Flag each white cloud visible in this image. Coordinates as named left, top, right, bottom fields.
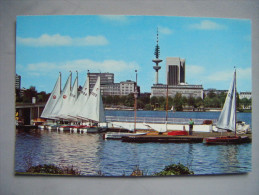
left=25, top=59, right=140, bottom=74
left=207, top=70, right=233, bottom=81
left=237, top=67, right=251, bottom=79
left=186, top=65, right=205, bottom=75
left=17, top=34, right=109, bottom=47
left=158, top=26, right=173, bottom=35
left=206, top=67, right=251, bottom=82
left=27, top=62, right=58, bottom=71
left=99, top=15, right=129, bottom=23
left=189, top=20, right=227, bottom=30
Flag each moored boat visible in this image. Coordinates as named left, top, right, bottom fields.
left=204, top=69, right=251, bottom=145
left=104, top=132, right=146, bottom=140
left=168, top=131, right=188, bottom=136
left=59, top=125, right=75, bottom=131
left=204, top=136, right=251, bottom=145
left=46, top=124, right=60, bottom=131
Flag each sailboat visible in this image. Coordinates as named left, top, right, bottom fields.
left=58, top=72, right=78, bottom=120
left=41, top=73, right=61, bottom=119
left=76, top=76, right=106, bottom=133
left=68, top=74, right=90, bottom=120
left=205, top=69, right=251, bottom=144
left=39, top=73, right=61, bottom=130
left=49, top=72, right=72, bottom=120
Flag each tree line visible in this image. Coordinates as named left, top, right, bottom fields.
left=16, top=87, right=251, bottom=111
left=16, top=86, right=50, bottom=103
left=103, top=91, right=252, bottom=111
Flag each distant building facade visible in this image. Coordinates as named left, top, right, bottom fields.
left=88, top=73, right=139, bottom=96
left=239, top=92, right=252, bottom=99
left=151, top=56, right=203, bottom=99
left=151, top=84, right=203, bottom=99
left=15, top=74, right=21, bottom=90
left=88, top=73, right=114, bottom=91
left=203, top=88, right=228, bottom=97
left=101, top=83, right=121, bottom=96
left=120, top=80, right=136, bottom=95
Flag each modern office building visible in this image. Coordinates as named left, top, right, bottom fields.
left=88, top=73, right=114, bottom=92
left=120, top=80, right=136, bottom=95
left=88, top=72, right=139, bottom=96
left=15, top=74, right=21, bottom=90
left=166, top=57, right=185, bottom=85
left=151, top=56, right=203, bottom=98
left=101, top=83, right=121, bottom=96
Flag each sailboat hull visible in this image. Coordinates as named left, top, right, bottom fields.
left=205, top=136, right=251, bottom=145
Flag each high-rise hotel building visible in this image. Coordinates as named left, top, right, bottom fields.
left=166, top=57, right=185, bottom=85
left=151, top=56, right=203, bottom=99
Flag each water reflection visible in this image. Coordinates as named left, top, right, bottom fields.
left=15, top=130, right=251, bottom=176
left=15, top=130, right=102, bottom=175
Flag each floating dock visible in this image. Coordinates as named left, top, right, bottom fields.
left=122, top=135, right=204, bottom=143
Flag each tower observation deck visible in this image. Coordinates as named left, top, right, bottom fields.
left=152, top=29, right=162, bottom=84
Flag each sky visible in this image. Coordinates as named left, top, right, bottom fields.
left=16, top=15, right=251, bottom=93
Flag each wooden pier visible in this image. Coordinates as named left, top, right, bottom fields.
left=122, top=135, right=204, bottom=143
left=121, top=132, right=252, bottom=143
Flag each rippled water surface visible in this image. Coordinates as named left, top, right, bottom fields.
left=15, top=111, right=252, bottom=176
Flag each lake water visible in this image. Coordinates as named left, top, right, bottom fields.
left=15, top=111, right=252, bottom=176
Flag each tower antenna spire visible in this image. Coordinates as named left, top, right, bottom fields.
left=154, top=27, right=160, bottom=59
left=152, top=27, right=162, bottom=84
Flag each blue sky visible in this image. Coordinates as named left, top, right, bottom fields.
left=16, top=15, right=251, bottom=93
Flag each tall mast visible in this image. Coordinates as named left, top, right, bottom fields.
left=166, top=71, right=169, bottom=132
left=134, top=70, right=138, bottom=133
left=234, top=68, right=237, bottom=137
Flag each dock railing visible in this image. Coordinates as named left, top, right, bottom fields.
left=105, top=116, right=217, bottom=125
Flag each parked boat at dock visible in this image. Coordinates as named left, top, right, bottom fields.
left=104, top=132, right=146, bottom=140
left=205, top=70, right=251, bottom=145
left=122, top=135, right=203, bottom=143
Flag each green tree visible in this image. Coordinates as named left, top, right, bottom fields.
left=182, top=96, right=187, bottom=107
left=22, top=86, right=37, bottom=103
left=144, top=104, right=153, bottom=110
left=113, top=95, right=120, bottom=105
left=139, top=96, right=150, bottom=105
left=195, top=97, right=204, bottom=108
left=15, top=88, right=22, bottom=102
left=119, top=96, right=126, bottom=105
left=173, top=93, right=183, bottom=111
left=158, top=96, right=166, bottom=109
left=37, top=91, right=49, bottom=102
left=125, top=94, right=134, bottom=107
left=150, top=96, right=158, bottom=107
left=187, top=96, right=196, bottom=108
left=207, top=91, right=217, bottom=98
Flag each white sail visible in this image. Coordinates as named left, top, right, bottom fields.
left=216, top=70, right=236, bottom=131
left=59, top=74, right=78, bottom=119
left=77, top=76, right=106, bottom=123
left=68, top=75, right=90, bottom=119
left=41, top=73, right=61, bottom=119
left=50, top=73, right=72, bottom=119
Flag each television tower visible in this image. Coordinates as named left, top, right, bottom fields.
left=152, top=28, right=163, bottom=84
